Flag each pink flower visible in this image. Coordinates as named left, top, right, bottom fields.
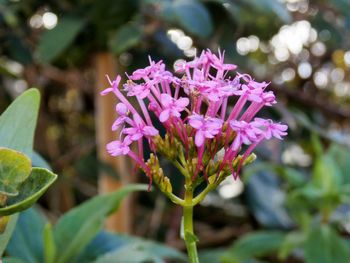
left=229, top=120, right=262, bottom=150
left=174, top=60, right=187, bottom=73
left=188, top=114, right=223, bottom=147
left=100, top=75, right=121, bottom=95
left=111, top=103, right=130, bottom=131
left=107, top=137, right=132, bottom=156
left=159, top=94, right=189, bottom=122
left=205, top=49, right=237, bottom=71
left=116, top=102, right=128, bottom=115
left=123, top=82, right=151, bottom=99
left=198, top=80, right=236, bottom=102
left=253, top=118, right=288, bottom=140
left=261, top=91, right=276, bottom=106
left=123, top=114, right=159, bottom=141
left=241, top=84, right=265, bottom=103
left=129, top=58, right=164, bottom=80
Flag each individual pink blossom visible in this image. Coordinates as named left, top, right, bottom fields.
left=205, top=49, right=237, bottom=72
left=174, top=60, right=187, bottom=73
left=188, top=114, right=223, bottom=147
left=100, top=75, right=121, bottom=96
left=229, top=120, right=262, bottom=151
left=123, top=82, right=151, bottom=99
left=159, top=94, right=189, bottom=122
left=111, top=103, right=130, bottom=131
left=253, top=118, right=288, bottom=140
left=129, top=58, right=165, bottom=80
left=107, top=136, right=132, bottom=156
left=116, top=102, right=128, bottom=115
left=123, top=114, right=159, bottom=141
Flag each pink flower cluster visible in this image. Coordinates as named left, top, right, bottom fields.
left=101, top=50, right=287, bottom=181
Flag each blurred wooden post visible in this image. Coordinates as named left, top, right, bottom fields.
left=95, top=52, right=132, bottom=233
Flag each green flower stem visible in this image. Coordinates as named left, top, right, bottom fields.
left=192, top=182, right=217, bottom=206
left=163, top=191, right=185, bottom=206
left=172, top=160, right=188, bottom=177
left=183, top=179, right=199, bottom=263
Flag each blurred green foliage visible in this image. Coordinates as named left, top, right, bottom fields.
left=220, top=138, right=350, bottom=262
left=4, top=185, right=186, bottom=263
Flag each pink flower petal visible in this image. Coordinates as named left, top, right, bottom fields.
left=159, top=109, right=170, bottom=122
left=131, top=133, right=143, bottom=141
left=175, top=97, right=189, bottom=108
left=195, top=130, right=205, bottom=147
left=100, top=87, right=113, bottom=96
left=188, top=114, right=204, bottom=129
left=143, top=126, right=159, bottom=136
left=160, top=94, right=173, bottom=107
left=133, top=114, right=144, bottom=126
left=231, top=137, right=241, bottom=151
left=116, top=103, right=128, bottom=115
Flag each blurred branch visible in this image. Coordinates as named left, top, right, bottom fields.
left=24, top=64, right=90, bottom=90
left=270, top=84, right=350, bottom=119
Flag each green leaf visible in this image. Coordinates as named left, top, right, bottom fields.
left=94, top=248, right=162, bottom=263
left=6, top=208, right=48, bottom=263
left=109, top=23, right=142, bottom=55
left=278, top=231, right=305, bottom=260
left=7, top=34, right=32, bottom=65
left=172, top=0, right=213, bottom=38
left=93, top=239, right=186, bottom=263
left=305, top=225, right=349, bottom=263
left=222, top=231, right=285, bottom=263
left=185, top=231, right=199, bottom=243
left=246, top=0, right=291, bottom=23
left=329, top=0, right=350, bottom=16
left=43, top=223, right=56, bottom=263
left=37, top=17, right=85, bottom=63
left=76, top=231, right=186, bottom=263
left=2, top=257, right=27, bottom=263
left=74, top=231, right=129, bottom=262
left=328, top=144, right=350, bottom=184
left=0, top=215, right=18, bottom=257
left=0, top=88, right=40, bottom=157
left=245, top=168, right=293, bottom=228
left=0, top=168, right=57, bottom=216
left=199, top=249, right=226, bottom=263
left=312, top=154, right=343, bottom=193
left=53, top=184, right=148, bottom=263
left=0, top=148, right=31, bottom=196
left=0, top=88, right=40, bottom=256
left=0, top=185, right=17, bottom=197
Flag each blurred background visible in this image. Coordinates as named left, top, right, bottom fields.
left=1, top=0, right=350, bottom=262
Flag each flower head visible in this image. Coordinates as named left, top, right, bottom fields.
left=102, top=50, right=288, bottom=191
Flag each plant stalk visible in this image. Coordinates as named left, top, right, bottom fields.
left=183, top=181, right=199, bottom=263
